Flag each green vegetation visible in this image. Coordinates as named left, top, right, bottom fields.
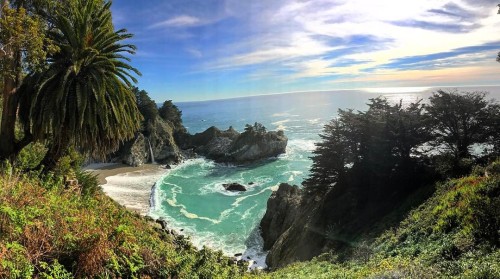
left=0, top=0, right=498, bottom=277
left=0, top=0, right=58, bottom=160
left=259, top=91, right=499, bottom=276
left=257, top=162, right=500, bottom=278
left=133, top=87, right=159, bottom=136
left=0, top=0, right=142, bottom=168
left=301, top=91, right=499, bottom=240
left=0, top=166, right=245, bottom=278
left=159, top=100, right=185, bottom=134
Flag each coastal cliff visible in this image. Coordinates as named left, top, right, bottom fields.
left=188, top=123, right=288, bottom=164
left=114, top=117, right=183, bottom=166
left=260, top=183, right=330, bottom=268
left=115, top=121, right=287, bottom=167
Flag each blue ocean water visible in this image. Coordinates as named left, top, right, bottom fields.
left=149, top=87, right=500, bottom=265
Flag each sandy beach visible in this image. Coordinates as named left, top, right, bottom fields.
left=85, top=163, right=169, bottom=215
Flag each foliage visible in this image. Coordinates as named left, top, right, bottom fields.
left=14, top=142, right=47, bottom=170
left=0, top=169, right=245, bottom=278
left=133, top=87, right=159, bottom=136
left=159, top=99, right=186, bottom=133
left=0, top=3, right=56, bottom=76
left=305, top=91, right=500, bottom=194
left=426, top=90, right=499, bottom=165
left=0, top=0, right=58, bottom=161
left=304, top=97, right=429, bottom=194
left=17, top=0, right=142, bottom=168
left=244, top=122, right=267, bottom=134
left=257, top=162, right=500, bottom=278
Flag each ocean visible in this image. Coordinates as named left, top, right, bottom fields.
left=149, top=86, right=500, bottom=268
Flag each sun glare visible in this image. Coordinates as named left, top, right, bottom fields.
left=362, top=87, right=431, bottom=94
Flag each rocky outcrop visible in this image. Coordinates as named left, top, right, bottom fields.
left=260, top=183, right=332, bottom=269
left=114, top=117, right=184, bottom=166
left=115, top=122, right=286, bottom=167
left=260, top=183, right=302, bottom=250
left=118, top=133, right=147, bottom=167
left=148, top=118, right=183, bottom=164
left=189, top=124, right=287, bottom=164
left=223, top=183, right=247, bottom=192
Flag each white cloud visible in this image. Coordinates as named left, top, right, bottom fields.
left=186, top=48, right=203, bottom=58
left=206, top=0, right=500, bottom=85
left=150, top=15, right=202, bottom=28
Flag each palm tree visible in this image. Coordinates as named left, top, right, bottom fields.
left=19, top=0, right=142, bottom=169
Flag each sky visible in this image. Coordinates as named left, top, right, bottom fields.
left=111, top=0, right=500, bottom=102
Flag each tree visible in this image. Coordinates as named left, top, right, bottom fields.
left=158, top=100, right=184, bottom=130
left=426, top=90, right=498, bottom=161
left=19, top=0, right=141, bottom=169
left=304, top=97, right=429, bottom=194
left=133, top=87, right=158, bottom=136
left=0, top=0, right=57, bottom=161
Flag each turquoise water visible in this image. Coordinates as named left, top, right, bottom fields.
left=149, top=87, right=500, bottom=264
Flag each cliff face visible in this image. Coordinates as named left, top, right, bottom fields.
left=189, top=125, right=288, bottom=164
left=114, top=117, right=183, bottom=166
left=260, top=178, right=434, bottom=269
left=260, top=183, right=330, bottom=269
left=115, top=122, right=287, bottom=167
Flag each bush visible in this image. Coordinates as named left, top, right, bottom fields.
left=14, top=142, right=47, bottom=170
left=0, top=171, right=245, bottom=278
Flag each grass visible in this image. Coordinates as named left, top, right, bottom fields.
left=254, top=162, right=500, bottom=279
left=1, top=158, right=498, bottom=278
left=0, top=168, right=245, bottom=278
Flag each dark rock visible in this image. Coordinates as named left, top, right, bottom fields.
left=246, top=256, right=251, bottom=260
left=165, top=164, right=172, bottom=169
left=259, top=183, right=330, bottom=269
left=155, top=218, right=168, bottom=230
left=180, top=229, right=184, bottom=232
left=223, top=183, right=247, bottom=192
left=149, top=118, right=183, bottom=164
left=234, top=253, right=243, bottom=257
left=227, top=126, right=287, bottom=163
left=116, top=133, right=147, bottom=167
left=188, top=123, right=288, bottom=164
left=260, top=183, right=302, bottom=251
left=112, top=116, right=185, bottom=166
left=249, top=182, right=255, bottom=185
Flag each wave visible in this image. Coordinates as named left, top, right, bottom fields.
left=149, top=182, right=157, bottom=211
left=242, top=227, right=268, bottom=270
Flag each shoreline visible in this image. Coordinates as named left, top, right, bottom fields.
left=85, top=163, right=169, bottom=215
left=85, top=161, right=268, bottom=269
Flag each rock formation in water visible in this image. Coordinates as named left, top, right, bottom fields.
left=188, top=123, right=288, bottom=164
left=222, top=183, right=247, bottom=192
left=115, top=120, right=287, bottom=167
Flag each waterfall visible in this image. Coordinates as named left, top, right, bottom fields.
left=147, top=137, right=155, bottom=163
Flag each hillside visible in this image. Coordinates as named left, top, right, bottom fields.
left=0, top=168, right=245, bottom=278
left=1, top=160, right=497, bottom=278
left=256, top=161, right=500, bottom=278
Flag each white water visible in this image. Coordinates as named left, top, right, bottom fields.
left=147, top=137, right=155, bottom=163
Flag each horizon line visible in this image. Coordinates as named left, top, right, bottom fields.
left=162, top=84, right=500, bottom=104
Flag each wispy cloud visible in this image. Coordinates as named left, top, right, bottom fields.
left=113, top=0, right=500, bottom=100
left=150, top=15, right=202, bottom=28
left=201, top=0, right=500, bottom=85
left=186, top=48, right=203, bottom=58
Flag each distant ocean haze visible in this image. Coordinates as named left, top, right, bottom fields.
left=150, top=86, right=500, bottom=268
